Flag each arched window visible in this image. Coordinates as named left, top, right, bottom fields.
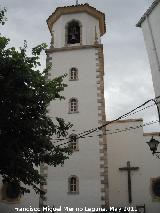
left=68, top=175, right=79, bottom=194
left=69, top=134, right=79, bottom=151
left=69, top=67, right=78, bottom=80
left=69, top=98, right=78, bottom=113
left=67, top=21, right=81, bottom=44
left=152, top=177, right=160, bottom=198
left=1, top=182, right=21, bottom=202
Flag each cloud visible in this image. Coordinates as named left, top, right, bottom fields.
left=1, top=0, right=159, bottom=132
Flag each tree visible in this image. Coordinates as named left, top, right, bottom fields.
left=0, top=8, right=72, bottom=195
left=0, top=7, right=7, bottom=25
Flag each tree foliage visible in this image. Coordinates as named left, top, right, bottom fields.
left=0, top=8, right=72, bottom=195
left=0, top=6, right=7, bottom=25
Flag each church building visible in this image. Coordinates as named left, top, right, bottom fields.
left=107, top=119, right=160, bottom=213
left=0, top=2, right=160, bottom=213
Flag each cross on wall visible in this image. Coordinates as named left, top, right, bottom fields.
left=119, top=161, right=139, bottom=203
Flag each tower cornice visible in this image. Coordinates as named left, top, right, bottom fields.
left=46, top=44, right=103, bottom=53
left=47, top=4, right=106, bottom=36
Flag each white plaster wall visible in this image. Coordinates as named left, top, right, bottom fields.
left=48, top=48, right=100, bottom=129
left=52, top=12, right=100, bottom=48
left=141, top=3, right=160, bottom=105
left=46, top=47, right=102, bottom=210
left=107, top=120, right=160, bottom=213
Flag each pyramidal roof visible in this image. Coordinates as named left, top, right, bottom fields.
left=47, top=3, right=106, bottom=36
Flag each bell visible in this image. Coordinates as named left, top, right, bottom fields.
left=71, top=34, right=76, bottom=41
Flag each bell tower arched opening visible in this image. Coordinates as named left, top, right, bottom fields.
left=66, top=20, right=82, bottom=45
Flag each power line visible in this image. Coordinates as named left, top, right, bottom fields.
left=127, top=101, right=160, bottom=115
left=103, top=120, right=159, bottom=136
left=79, top=96, right=160, bottom=140
left=53, top=98, right=160, bottom=147
left=57, top=119, right=159, bottom=147
left=55, top=100, right=159, bottom=141
left=53, top=98, right=160, bottom=143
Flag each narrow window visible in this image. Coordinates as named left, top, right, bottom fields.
left=67, top=21, right=80, bottom=44
left=69, top=98, right=78, bottom=113
left=68, top=175, right=79, bottom=194
left=152, top=178, right=160, bottom=198
left=70, top=177, right=77, bottom=192
left=70, top=67, right=78, bottom=80
left=69, top=134, right=79, bottom=151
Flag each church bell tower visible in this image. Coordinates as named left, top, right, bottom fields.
left=43, top=3, right=108, bottom=210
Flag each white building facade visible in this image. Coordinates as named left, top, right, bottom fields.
left=43, top=3, right=108, bottom=211
left=137, top=0, right=160, bottom=119
left=107, top=119, right=160, bottom=213
left=1, top=3, right=160, bottom=213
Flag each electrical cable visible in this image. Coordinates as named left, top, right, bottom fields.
left=56, top=119, right=159, bottom=147
left=53, top=97, right=160, bottom=143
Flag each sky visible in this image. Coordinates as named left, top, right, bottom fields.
left=0, top=0, right=160, bottom=133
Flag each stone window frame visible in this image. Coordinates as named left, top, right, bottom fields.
left=65, top=19, right=82, bottom=46
left=68, top=175, right=79, bottom=194
left=69, top=67, right=79, bottom=81
left=0, top=182, right=21, bottom=203
left=69, top=134, right=79, bottom=151
left=69, top=98, right=79, bottom=113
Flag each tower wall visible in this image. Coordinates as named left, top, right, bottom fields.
left=52, top=13, right=101, bottom=48
left=43, top=5, right=107, bottom=209
left=45, top=43, right=108, bottom=209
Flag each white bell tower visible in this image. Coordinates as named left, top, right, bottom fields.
left=43, top=3, right=108, bottom=210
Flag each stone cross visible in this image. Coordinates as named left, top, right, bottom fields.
left=119, top=161, right=139, bottom=203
